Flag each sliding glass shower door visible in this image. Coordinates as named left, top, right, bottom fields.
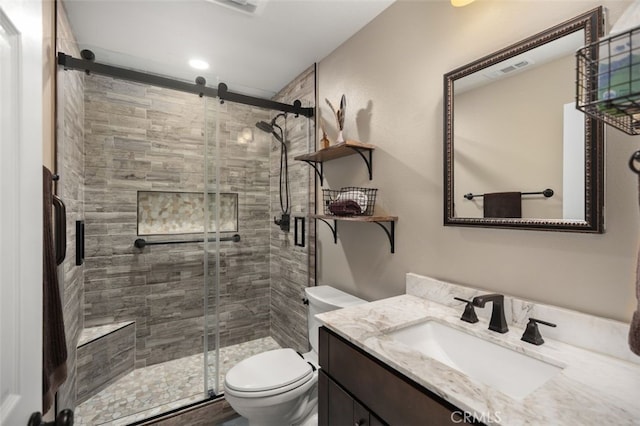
left=204, top=97, right=278, bottom=395
left=58, top=63, right=222, bottom=424
left=203, top=95, right=220, bottom=396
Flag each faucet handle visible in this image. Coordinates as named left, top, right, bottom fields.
left=521, top=317, right=557, bottom=345
left=453, top=297, right=479, bottom=324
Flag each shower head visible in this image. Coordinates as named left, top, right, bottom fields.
left=255, top=116, right=285, bottom=145
left=256, top=113, right=287, bottom=134
left=256, top=121, right=274, bottom=134
left=256, top=113, right=291, bottom=224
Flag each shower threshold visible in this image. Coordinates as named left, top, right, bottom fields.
left=74, top=336, right=281, bottom=425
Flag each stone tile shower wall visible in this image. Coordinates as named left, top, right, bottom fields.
left=56, top=3, right=85, bottom=411
left=83, top=74, right=271, bottom=367
left=270, top=65, right=316, bottom=353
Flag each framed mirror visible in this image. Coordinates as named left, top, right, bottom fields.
left=444, top=7, right=604, bottom=232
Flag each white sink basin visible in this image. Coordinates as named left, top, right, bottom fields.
left=387, top=320, right=563, bottom=399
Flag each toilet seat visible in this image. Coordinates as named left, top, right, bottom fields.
left=224, top=348, right=315, bottom=398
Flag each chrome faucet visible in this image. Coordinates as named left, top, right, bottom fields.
left=472, top=293, right=508, bottom=333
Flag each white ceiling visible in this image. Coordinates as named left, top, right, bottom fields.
left=62, top=0, right=396, bottom=98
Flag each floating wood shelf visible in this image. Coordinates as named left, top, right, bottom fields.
left=310, top=214, right=398, bottom=253
left=294, top=140, right=375, bottom=185
left=300, top=142, right=395, bottom=252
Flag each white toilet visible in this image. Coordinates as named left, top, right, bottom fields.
left=224, top=285, right=365, bottom=426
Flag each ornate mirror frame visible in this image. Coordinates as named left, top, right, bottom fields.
left=444, top=7, right=604, bottom=233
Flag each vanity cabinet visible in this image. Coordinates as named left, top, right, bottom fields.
left=318, top=326, right=480, bottom=426
left=319, top=372, right=384, bottom=426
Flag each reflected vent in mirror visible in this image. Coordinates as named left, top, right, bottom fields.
left=487, top=58, right=534, bottom=78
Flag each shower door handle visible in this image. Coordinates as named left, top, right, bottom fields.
left=52, top=194, right=67, bottom=266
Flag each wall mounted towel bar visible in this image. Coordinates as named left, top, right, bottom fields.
left=134, top=234, right=241, bottom=248
left=464, top=188, right=554, bottom=200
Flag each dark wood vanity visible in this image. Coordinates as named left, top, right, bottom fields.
left=318, top=326, right=480, bottom=426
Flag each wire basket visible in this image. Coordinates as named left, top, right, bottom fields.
left=323, top=187, right=377, bottom=216
left=576, top=26, right=640, bottom=135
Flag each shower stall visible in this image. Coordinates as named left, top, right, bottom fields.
left=55, top=11, right=316, bottom=424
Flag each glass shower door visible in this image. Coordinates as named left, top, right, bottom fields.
left=64, top=63, right=216, bottom=424
left=203, top=96, right=278, bottom=396
left=204, top=94, right=221, bottom=396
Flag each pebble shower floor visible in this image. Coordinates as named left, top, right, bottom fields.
left=74, top=337, right=281, bottom=425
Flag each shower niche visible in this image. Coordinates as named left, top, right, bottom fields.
left=137, top=190, right=239, bottom=235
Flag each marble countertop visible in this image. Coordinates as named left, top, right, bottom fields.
left=317, top=294, right=640, bottom=425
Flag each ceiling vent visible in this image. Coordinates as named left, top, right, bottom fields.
left=486, top=58, right=534, bottom=78
left=207, top=0, right=264, bottom=15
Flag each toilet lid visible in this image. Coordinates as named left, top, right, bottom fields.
left=225, top=348, right=314, bottom=393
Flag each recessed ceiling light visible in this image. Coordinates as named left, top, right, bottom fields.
left=189, top=59, right=210, bottom=70
left=451, top=0, right=475, bottom=6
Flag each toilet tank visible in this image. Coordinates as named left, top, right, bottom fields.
left=305, top=285, right=365, bottom=354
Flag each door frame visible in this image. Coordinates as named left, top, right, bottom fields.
left=0, top=0, right=44, bottom=423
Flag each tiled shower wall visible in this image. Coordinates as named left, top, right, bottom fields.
left=270, top=65, right=316, bottom=353
left=82, top=75, right=273, bottom=367
left=56, top=3, right=85, bottom=411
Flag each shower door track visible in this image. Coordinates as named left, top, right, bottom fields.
left=57, top=52, right=314, bottom=118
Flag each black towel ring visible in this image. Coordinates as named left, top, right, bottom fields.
left=629, top=150, right=640, bottom=175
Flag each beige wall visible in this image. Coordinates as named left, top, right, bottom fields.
left=454, top=55, right=573, bottom=219
left=317, top=0, right=638, bottom=322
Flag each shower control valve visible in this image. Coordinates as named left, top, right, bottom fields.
left=274, top=213, right=290, bottom=232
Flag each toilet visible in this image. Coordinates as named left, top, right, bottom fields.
left=224, top=285, right=365, bottom=426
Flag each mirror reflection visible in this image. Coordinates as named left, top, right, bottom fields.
left=444, top=8, right=604, bottom=232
